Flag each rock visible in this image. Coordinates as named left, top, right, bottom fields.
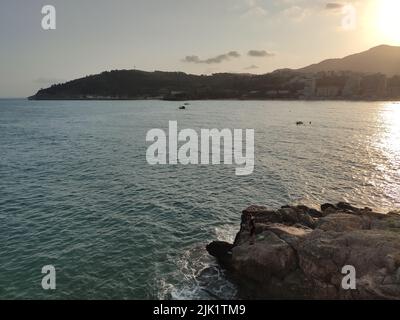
left=279, top=208, right=299, bottom=225
left=299, top=213, right=316, bottom=228
left=307, top=208, right=323, bottom=218
left=336, top=202, right=359, bottom=212
left=316, top=213, right=368, bottom=232
left=321, top=203, right=336, bottom=212
left=231, top=231, right=297, bottom=281
left=207, top=202, right=400, bottom=299
left=296, top=205, right=310, bottom=213
left=206, top=241, right=233, bottom=268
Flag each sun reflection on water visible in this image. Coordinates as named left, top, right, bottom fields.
left=378, top=102, right=400, bottom=156
left=380, top=102, right=400, bottom=150
left=374, top=102, right=400, bottom=209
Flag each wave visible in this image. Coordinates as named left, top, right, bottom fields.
left=156, top=224, right=238, bottom=300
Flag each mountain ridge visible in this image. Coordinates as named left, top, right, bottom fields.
left=297, top=44, right=400, bottom=75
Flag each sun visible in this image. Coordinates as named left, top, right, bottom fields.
left=376, top=0, right=400, bottom=44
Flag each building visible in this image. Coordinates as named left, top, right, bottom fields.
left=315, top=75, right=346, bottom=98
left=342, top=75, right=361, bottom=97
left=387, top=76, right=400, bottom=98
left=360, top=74, right=387, bottom=98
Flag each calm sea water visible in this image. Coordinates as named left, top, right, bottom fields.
left=1, top=99, right=400, bottom=299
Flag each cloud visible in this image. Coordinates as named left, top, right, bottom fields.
left=282, top=5, right=310, bottom=22
left=275, top=1, right=350, bottom=21
left=244, top=65, right=259, bottom=70
left=239, top=0, right=268, bottom=18
left=248, top=50, right=274, bottom=57
left=182, top=51, right=241, bottom=64
left=242, top=6, right=268, bottom=18
left=325, top=3, right=344, bottom=10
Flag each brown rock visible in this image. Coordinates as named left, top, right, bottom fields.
left=208, top=202, right=400, bottom=299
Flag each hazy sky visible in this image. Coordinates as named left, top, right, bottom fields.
left=0, top=0, right=397, bottom=97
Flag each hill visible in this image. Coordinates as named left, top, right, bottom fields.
left=298, top=45, right=400, bottom=76
left=29, top=69, right=302, bottom=100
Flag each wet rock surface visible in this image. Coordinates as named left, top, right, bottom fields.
left=207, top=203, right=400, bottom=299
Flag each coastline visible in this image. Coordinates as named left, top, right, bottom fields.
left=26, top=97, right=400, bottom=103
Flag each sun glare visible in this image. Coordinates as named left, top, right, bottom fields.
left=376, top=0, right=400, bottom=44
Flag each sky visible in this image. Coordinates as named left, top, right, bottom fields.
left=0, top=0, right=398, bottom=97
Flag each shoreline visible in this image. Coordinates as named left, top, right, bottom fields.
left=26, top=97, right=400, bottom=103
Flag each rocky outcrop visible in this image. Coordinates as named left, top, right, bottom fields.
left=207, top=203, right=400, bottom=299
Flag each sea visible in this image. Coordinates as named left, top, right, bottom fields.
left=1, top=99, right=400, bottom=299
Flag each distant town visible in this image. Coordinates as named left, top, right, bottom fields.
left=252, top=69, right=400, bottom=100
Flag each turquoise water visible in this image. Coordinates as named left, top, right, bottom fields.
left=1, top=99, right=400, bottom=299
